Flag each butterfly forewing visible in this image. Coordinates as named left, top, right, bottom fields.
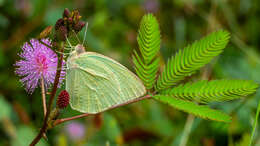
left=66, top=52, right=146, bottom=113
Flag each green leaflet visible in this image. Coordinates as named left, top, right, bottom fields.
left=156, top=30, right=230, bottom=91
left=66, top=45, right=146, bottom=114
left=153, top=95, right=232, bottom=122
left=133, top=14, right=160, bottom=90
left=161, top=79, right=258, bottom=103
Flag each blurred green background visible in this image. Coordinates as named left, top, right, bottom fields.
left=1, top=0, right=260, bottom=145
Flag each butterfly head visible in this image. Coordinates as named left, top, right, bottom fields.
left=75, top=44, right=86, bottom=55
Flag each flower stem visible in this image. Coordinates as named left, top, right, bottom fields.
left=52, top=94, right=152, bottom=127
left=40, top=76, right=47, bottom=117
left=30, top=42, right=64, bottom=146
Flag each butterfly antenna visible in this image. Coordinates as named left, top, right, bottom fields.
left=56, top=50, right=71, bottom=55
left=83, top=22, right=89, bottom=46
left=65, top=36, right=74, bottom=53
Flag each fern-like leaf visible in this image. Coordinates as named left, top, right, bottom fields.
left=133, top=14, right=160, bottom=89
left=156, top=30, right=230, bottom=91
left=153, top=95, right=232, bottom=122
left=161, top=79, right=258, bottom=103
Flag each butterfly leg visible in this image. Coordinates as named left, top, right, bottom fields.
left=72, top=30, right=81, bottom=44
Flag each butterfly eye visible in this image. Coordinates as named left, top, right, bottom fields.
left=75, top=44, right=85, bottom=55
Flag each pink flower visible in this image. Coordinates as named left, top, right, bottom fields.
left=14, top=38, right=65, bottom=93
left=65, top=122, right=86, bottom=141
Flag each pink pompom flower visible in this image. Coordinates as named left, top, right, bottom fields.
left=14, top=38, right=65, bottom=93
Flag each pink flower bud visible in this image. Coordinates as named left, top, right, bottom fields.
left=57, top=90, right=70, bottom=109
left=63, top=8, right=71, bottom=18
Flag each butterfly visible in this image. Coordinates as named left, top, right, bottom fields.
left=65, top=23, right=146, bottom=114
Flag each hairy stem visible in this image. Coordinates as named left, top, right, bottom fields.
left=41, top=76, right=47, bottom=117
left=52, top=94, right=152, bottom=127
left=30, top=42, right=64, bottom=146
left=179, top=114, right=195, bottom=146
left=53, top=113, right=90, bottom=126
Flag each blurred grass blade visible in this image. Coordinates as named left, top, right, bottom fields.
left=249, top=100, right=260, bottom=146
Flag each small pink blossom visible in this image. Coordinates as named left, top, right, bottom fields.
left=65, top=122, right=86, bottom=141
left=14, top=38, right=65, bottom=93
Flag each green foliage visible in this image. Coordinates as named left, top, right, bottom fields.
left=153, top=95, right=232, bottom=122
left=156, top=30, right=230, bottom=91
left=161, top=79, right=258, bottom=103
left=12, top=126, right=47, bottom=146
left=133, top=14, right=259, bottom=124
left=235, top=133, right=250, bottom=146
left=0, top=95, right=11, bottom=120
left=133, top=14, right=160, bottom=90
left=101, top=113, right=122, bottom=142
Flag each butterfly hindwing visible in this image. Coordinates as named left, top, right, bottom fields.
left=66, top=52, right=146, bottom=113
